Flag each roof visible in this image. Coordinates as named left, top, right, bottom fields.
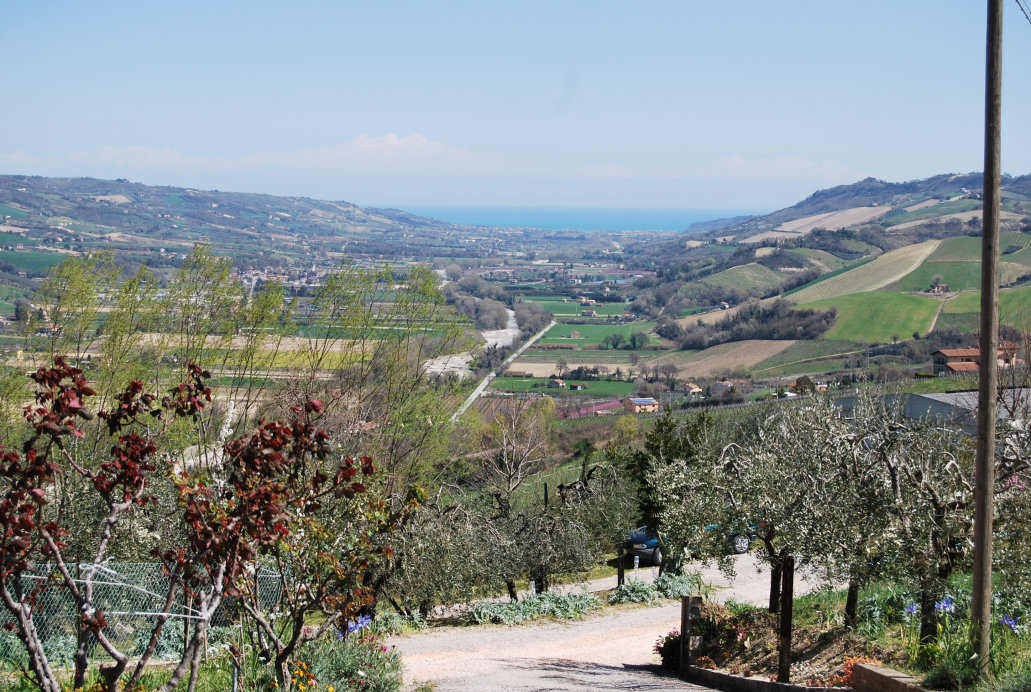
left=629, top=397, right=658, bottom=405
left=934, top=348, right=980, bottom=358
left=946, top=362, right=980, bottom=373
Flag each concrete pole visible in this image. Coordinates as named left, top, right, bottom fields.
left=972, top=0, right=1003, bottom=668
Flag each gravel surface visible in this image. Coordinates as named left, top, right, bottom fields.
left=395, top=554, right=827, bottom=691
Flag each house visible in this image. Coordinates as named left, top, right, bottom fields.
left=569, top=383, right=588, bottom=391
left=580, top=309, right=597, bottom=317
left=679, top=382, right=704, bottom=397
left=548, top=378, right=566, bottom=389
left=931, top=344, right=1023, bottom=376
left=623, top=396, right=659, bottom=414
left=568, top=330, right=581, bottom=339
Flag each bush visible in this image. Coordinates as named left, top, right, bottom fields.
left=471, top=591, right=600, bottom=625
left=654, top=572, right=706, bottom=600
left=608, top=579, right=659, bottom=605
left=303, top=632, right=403, bottom=692
left=654, top=628, right=680, bottom=670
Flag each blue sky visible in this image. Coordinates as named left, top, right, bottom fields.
left=3, top=1, right=1030, bottom=211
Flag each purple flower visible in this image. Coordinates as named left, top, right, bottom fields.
left=904, top=603, right=918, bottom=619
left=1000, top=614, right=1019, bottom=633
left=935, top=597, right=955, bottom=614
left=347, top=614, right=372, bottom=634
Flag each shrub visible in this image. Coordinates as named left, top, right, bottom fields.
left=303, top=632, right=403, bottom=692
left=654, top=628, right=679, bottom=670
left=608, top=579, right=659, bottom=605
left=471, top=591, right=600, bottom=625
left=654, top=572, right=706, bottom=600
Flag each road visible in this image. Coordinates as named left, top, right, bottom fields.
left=451, top=320, right=556, bottom=421
left=395, top=554, right=825, bottom=691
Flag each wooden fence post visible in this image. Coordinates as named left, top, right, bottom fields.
left=778, top=552, right=795, bottom=683
left=617, top=543, right=625, bottom=587
left=679, top=595, right=702, bottom=677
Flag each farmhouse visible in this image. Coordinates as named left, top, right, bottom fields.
left=548, top=378, right=566, bottom=389
left=931, top=344, right=1022, bottom=376
left=580, top=309, right=597, bottom=317
left=623, top=396, right=659, bottom=414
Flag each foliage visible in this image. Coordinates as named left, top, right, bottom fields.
left=302, top=631, right=404, bottom=692
left=677, top=299, right=836, bottom=350
left=470, top=591, right=600, bottom=625
left=654, top=628, right=680, bottom=670
left=607, top=579, right=659, bottom=605
left=654, top=571, right=707, bottom=600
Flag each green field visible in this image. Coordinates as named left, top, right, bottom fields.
left=897, top=261, right=983, bottom=292
left=0, top=250, right=67, bottom=272
left=945, top=286, right=1031, bottom=328
left=0, top=285, right=32, bottom=313
left=700, top=262, right=785, bottom=293
left=786, top=241, right=938, bottom=304
left=0, top=203, right=28, bottom=219
left=885, top=198, right=981, bottom=226
left=523, top=298, right=630, bottom=317
left=490, top=376, right=634, bottom=396
left=752, top=339, right=867, bottom=374
left=538, top=321, right=657, bottom=346
left=790, top=248, right=851, bottom=271
left=797, top=292, right=941, bottom=342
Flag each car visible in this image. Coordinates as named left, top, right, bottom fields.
left=625, top=526, right=663, bottom=566
left=624, top=523, right=754, bottom=566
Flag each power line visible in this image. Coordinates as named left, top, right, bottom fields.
left=1017, top=0, right=1031, bottom=26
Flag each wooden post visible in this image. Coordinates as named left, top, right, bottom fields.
left=617, top=543, right=625, bottom=587
left=973, top=0, right=1003, bottom=668
left=679, top=595, right=702, bottom=677
left=543, top=482, right=549, bottom=509
left=777, top=553, right=795, bottom=683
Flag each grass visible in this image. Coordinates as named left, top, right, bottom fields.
left=523, top=299, right=630, bottom=316
left=783, top=257, right=875, bottom=297
left=537, top=321, right=657, bottom=346
left=752, top=339, right=868, bottom=372
left=945, top=286, right=1031, bottom=328
left=0, top=204, right=27, bottom=219
left=885, top=198, right=981, bottom=226
left=490, top=376, right=635, bottom=396
left=700, top=263, right=786, bottom=293
left=790, top=248, right=852, bottom=271
left=897, top=261, right=984, bottom=293
left=797, top=292, right=941, bottom=343
left=929, top=232, right=1031, bottom=262
left=0, top=285, right=32, bottom=313
left=0, top=250, right=67, bottom=273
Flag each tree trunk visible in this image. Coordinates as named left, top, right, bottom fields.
left=919, top=587, right=938, bottom=644
left=844, top=581, right=860, bottom=630
left=768, top=561, right=782, bottom=614
left=506, top=579, right=518, bottom=601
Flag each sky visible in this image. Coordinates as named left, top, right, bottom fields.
left=3, top=1, right=1031, bottom=213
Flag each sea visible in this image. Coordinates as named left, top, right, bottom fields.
left=402, top=206, right=762, bottom=233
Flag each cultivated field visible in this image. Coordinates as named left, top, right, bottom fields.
left=897, top=261, right=983, bottom=293
left=744, top=206, right=890, bottom=243
left=536, top=321, right=657, bottom=346
left=700, top=262, right=786, bottom=293
left=785, top=240, right=940, bottom=304
left=645, top=339, right=796, bottom=378
left=798, top=291, right=942, bottom=342
left=890, top=208, right=1023, bottom=231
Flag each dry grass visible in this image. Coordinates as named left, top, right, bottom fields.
left=646, top=340, right=796, bottom=378
left=744, top=207, right=890, bottom=243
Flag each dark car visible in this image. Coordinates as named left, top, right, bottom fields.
left=624, top=524, right=754, bottom=566
left=625, top=526, right=663, bottom=566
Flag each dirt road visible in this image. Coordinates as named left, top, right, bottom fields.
left=395, top=554, right=826, bottom=691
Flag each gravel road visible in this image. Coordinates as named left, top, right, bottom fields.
left=395, top=554, right=827, bottom=691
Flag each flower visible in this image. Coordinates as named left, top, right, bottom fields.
left=347, top=614, right=373, bottom=634
left=1001, top=614, right=1019, bottom=633
left=935, top=597, right=955, bottom=614
left=903, top=602, right=918, bottom=619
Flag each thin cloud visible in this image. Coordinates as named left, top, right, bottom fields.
left=3, top=137, right=860, bottom=186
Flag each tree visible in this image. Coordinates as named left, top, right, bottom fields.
left=555, top=357, right=569, bottom=378
left=0, top=359, right=397, bottom=692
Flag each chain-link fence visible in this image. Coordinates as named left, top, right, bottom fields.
left=0, top=563, right=282, bottom=666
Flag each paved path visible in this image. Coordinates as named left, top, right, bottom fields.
left=452, top=320, right=556, bottom=421
left=396, top=554, right=827, bottom=691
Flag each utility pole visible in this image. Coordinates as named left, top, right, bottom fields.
left=972, top=0, right=1003, bottom=668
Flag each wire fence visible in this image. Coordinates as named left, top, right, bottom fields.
left=0, top=563, right=282, bottom=666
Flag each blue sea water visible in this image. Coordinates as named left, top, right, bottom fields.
left=402, top=206, right=761, bottom=232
